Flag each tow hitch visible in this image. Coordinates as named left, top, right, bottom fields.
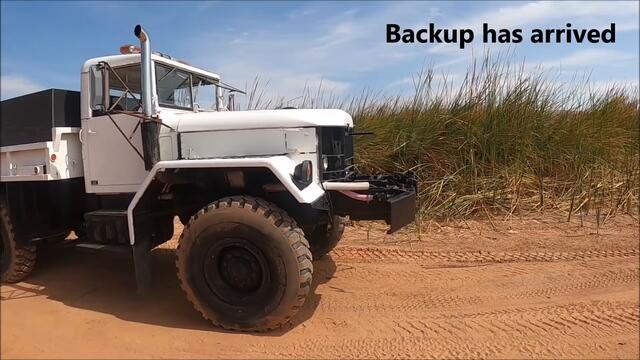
left=325, top=171, right=417, bottom=234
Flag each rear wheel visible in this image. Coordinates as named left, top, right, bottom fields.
left=176, top=196, right=313, bottom=331
left=308, top=215, right=346, bottom=258
left=1, top=202, right=36, bottom=283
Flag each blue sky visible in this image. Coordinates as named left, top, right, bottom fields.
left=1, top=1, right=638, bottom=102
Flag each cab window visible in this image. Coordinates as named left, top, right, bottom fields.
left=108, top=64, right=142, bottom=111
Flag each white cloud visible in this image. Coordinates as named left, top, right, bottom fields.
left=187, top=3, right=440, bottom=102
left=467, top=1, right=636, bottom=29
left=288, top=6, right=318, bottom=19
left=281, top=74, right=350, bottom=95
left=429, top=7, right=443, bottom=19
left=181, top=1, right=637, bottom=104
left=587, top=78, right=639, bottom=93
left=539, top=49, right=637, bottom=69
left=388, top=76, right=414, bottom=88
left=1, top=75, right=45, bottom=100
left=429, top=1, right=639, bottom=54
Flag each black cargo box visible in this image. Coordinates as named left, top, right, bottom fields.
left=1, top=89, right=81, bottom=147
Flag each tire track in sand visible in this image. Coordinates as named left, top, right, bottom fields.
left=315, top=258, right=638, bottom=313
left=256, top=327, right=632, bottom=359
left=383, top=302, right=640, bottom=339
left=277, top=302, right=639, bottom=358
left=331, top=246, right=639, bottom=264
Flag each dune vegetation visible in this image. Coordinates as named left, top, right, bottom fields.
left=243, top=54, right=639, bottom=222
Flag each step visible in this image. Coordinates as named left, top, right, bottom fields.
left=74, top=241, right=132, bottom=255
left=84, top=209, right=129, bottom=245
left=84, top=209, right=128, bottom=219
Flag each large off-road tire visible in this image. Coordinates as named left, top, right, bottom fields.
left=176, top=196, right=313, bottom=331
left=308, top=215, right=346, bottom=258
left=1, top=202, right=36, bottom=283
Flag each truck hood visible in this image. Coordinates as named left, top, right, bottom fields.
left=160, top=109, right=353, bottom=133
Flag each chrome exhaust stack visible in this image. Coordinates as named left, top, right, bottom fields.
left=134, top=24, right=160, bottom=170
left=134, top=25, right=154, bottom=117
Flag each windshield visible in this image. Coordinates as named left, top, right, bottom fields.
left=155, top=63, right=192, bottom=109
left=192, top=76, right=217, bottom=110
left=155, top=62, right=218, bottom=111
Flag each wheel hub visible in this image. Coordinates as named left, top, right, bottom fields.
left=218, top=247, right=262, bottom=292
left=203, top=239, right=269, bottom=304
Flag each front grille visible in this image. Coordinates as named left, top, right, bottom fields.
left=319, top=126, right=354, bottom=181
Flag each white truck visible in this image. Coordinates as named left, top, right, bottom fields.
left=0, top=25, right=416, bottom=331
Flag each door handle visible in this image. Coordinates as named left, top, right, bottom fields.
left=87, top=129, right=97, bottom=134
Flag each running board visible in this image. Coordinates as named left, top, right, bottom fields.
left=74, top=241, right=131, bottom=255
left=73, top=240, right=151, bottom=292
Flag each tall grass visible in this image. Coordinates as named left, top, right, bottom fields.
left=244, top=54, right=639, bottom=221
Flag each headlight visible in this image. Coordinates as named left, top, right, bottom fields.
left=322, top=156, right=329, bottom=170
left=293, top=160, right=313, bottom=184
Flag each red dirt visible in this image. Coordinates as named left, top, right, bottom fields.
left=2, top=213, right=638, bottom=359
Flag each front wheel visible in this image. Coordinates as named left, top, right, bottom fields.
left=176, top=196, right=313, bottom=331
left=307, top=216, right=346, bottom=258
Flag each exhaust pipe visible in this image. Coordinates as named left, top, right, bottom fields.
left=134, top=24, right=160, bottom=170
left=134, top=25, right=153, bottom=117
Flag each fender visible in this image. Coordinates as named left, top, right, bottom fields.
left=126, top=156, right=325, bottom=245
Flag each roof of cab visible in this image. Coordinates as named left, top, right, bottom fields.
left=81, top=53, right=220, bottom=81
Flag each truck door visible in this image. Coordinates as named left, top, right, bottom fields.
left=82, top=64, right=148, bottom=193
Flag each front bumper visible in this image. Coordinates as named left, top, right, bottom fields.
left=325, top=171, right=417, bottom=234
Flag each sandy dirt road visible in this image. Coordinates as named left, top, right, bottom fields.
left=1, top=214, right=638, bottom=359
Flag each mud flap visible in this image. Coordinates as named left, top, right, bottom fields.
left=132, top=236, right=151, bottom=292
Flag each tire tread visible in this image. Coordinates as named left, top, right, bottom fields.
left=308, top=215, right=346, bottom=258
left=175, top=195, right=313, bottom=332
left=1, top=202, right=36, bottom=283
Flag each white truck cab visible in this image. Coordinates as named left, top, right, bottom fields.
left=1, top=25, right=416, bottom=331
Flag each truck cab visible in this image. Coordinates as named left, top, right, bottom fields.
left=1, top=25, right=416, bottom=331
left=80, top=50, right=226, bottom=193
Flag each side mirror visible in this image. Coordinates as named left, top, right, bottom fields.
left=89, top=64, right=109, bottom=111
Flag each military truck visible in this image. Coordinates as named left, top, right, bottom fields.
left=0, top=25, right=416, bottom=331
